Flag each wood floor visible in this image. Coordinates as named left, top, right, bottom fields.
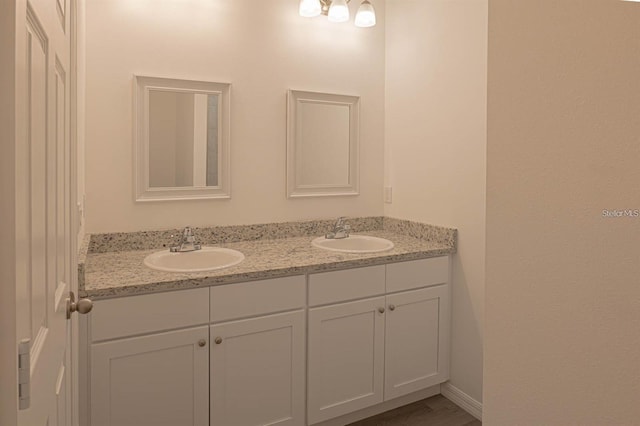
left=347, top=395, right=481, bottom=426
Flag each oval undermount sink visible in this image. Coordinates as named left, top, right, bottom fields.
left=144, top=246, right=245, bottom=273
left=311, top=235, right=394, bottom=254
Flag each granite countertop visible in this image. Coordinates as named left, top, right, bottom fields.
left=80, top=217, right=457, bottom=299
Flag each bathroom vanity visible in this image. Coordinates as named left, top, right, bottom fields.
left=79, top=217, right=456, bottom=426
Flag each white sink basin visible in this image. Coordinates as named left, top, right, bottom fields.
left=144, top=246, right=245, bottom=273
left=311, top=235, right=394, bottom=254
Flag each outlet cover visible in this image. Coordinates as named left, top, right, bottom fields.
left=384, top=187, right=392, bottom=204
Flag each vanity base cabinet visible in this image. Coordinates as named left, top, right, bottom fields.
left=307, top=258, right=451, bottom=425
left=84, top=258, right=451, bottom=426
left=307, top=297, right=386, bottom=425
left=90, top=326, right=209, bottom=426
left=210, top=310, right=306, bottom=426
left=384, top=285, right=450, bottom=400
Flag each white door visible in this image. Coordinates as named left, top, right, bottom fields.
left=13, top=0, right=77, bottom=425
left=307, top=297, right=386, bottom=425
left=91, top=326, right=210, bottom=426
left=210, top=310, right=306, bottom=426
left=384, top=285, right=450, bottom=400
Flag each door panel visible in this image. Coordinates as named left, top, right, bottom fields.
left=16, top=0, right=74, bottom=425
left=55, top=365, right=67, bottom=426
left=27, top=10, right=49, bottom=357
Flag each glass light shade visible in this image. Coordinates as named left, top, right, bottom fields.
left=328, top=0, right=350, bottom=23
left=355, top=0, right=376, bottom=27
left=299, top=0, right=321, bottom=17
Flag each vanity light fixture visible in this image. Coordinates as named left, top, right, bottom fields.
left=299, top=0, right=322, bottom=17
left=298, top=0, right=377, bottom=28
left=354, top=0, right=375, bottom=27
left=328, top=0, right=349, bottom=23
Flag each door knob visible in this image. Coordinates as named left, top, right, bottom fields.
left=378, top=307, right=385, bottom=314
left=66, top=292, right=93, bottom=319
left=389, top=304, right=396, bottom=311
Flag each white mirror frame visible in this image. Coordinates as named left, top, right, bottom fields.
left=134, top=76, right=231, bottom=202
left=286, top=90, right=360, bottom=198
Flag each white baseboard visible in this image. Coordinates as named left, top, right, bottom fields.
left=440, top=382, right=483, bottom=421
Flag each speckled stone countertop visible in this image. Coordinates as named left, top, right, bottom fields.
left=79, top=217, right=457, bottom=299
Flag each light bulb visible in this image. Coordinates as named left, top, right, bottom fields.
left=299, top=0, right=321, bottom=18
left=328, top=0, right=350, bottom=23
left=355, top=0, right=376, bottom=27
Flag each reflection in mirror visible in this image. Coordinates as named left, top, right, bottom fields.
left=287, top=90, right=359, bottom=198
left=135, top=76, right=230, bottom=201
left=148, top=91, right=218, bottom=188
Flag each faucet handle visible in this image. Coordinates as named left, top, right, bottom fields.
left=183, top=226, right=197, bottom=243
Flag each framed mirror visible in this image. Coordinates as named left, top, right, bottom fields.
left=134, top=76, right=231, bottom=201
left=286, top=90, right=360, bottom=198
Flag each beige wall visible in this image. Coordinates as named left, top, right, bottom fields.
left=384, top=0, right=488, bottom=405
left=485, top=1, right=640, bottom=424
left=85, top=0, right=385, bottom=233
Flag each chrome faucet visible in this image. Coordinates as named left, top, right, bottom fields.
left=325, top=217, right=351, bottom=239
left=170, top=226, right=202, bottom=253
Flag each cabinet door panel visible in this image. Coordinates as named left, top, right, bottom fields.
left=384, top=285, right=450, bottom=400
left=308, top=297, right=385, bottom=424
left=210, top=310, right=305, bottom=426
left=91, top=326, right=209, bottom=426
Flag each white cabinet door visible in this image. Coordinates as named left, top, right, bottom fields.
left=210, top=310, right=305, bottom=426
left=307, top=297, right=386, bottom=424
left=384, top=285, right=450, bottom=400
left=91, top=326, right=209, bottom=426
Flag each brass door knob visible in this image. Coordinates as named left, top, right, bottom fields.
left=378, top=307, right=385, bottom=314
left=214, top=337, right=223, bottom=344
left=198, top=339, right=206, bottom=347
left=389, top=304, right=396, bottom=311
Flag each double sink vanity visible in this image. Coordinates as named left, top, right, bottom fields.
left=79, top=216, right=457, bottom=426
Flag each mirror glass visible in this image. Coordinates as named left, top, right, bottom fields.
left=148, top=91, right=219, bottom=188
left=287, top=90, right=360, bottom=198
left=135, top=76, right=230, bottom=201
